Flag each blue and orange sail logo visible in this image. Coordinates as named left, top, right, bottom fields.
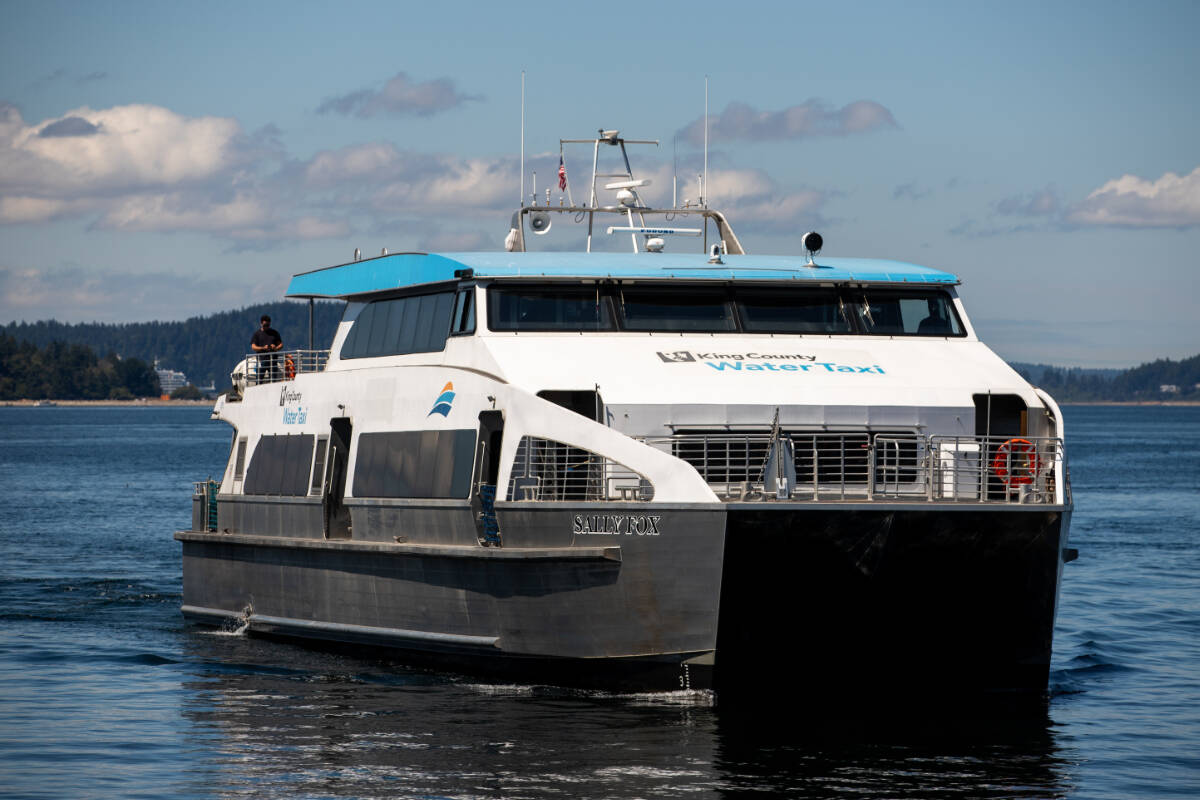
left=428, top=381, right=455, bottom=417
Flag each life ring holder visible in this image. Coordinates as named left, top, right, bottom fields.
left=284, top=353, right=296, bottom=381
left=991, top=438, right=1041, bottom=487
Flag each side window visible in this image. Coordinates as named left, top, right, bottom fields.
left=340, top=291, right=456, bottom=358
left=353, top=430, right=477, bottom=498
left=244, top=434, right=316, bottom=496
left=309, top=436, right=328, bottom=495
left=450, top=288, right=475, bottom=335
left=233, top=437, right=248, bottom=484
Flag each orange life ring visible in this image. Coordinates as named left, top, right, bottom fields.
left=284, top=354, right=296, bottom=380
left=991, top=438, right=1041, bottom=486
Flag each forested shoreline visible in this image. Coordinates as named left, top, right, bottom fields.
left=0, top=335, right=160, bottom=400
left=2, top=305, right=1197, bottom=401
left=2, top=302, right=343, bottom=391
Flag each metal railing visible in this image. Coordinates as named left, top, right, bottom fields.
left=192, top=479, right=219, bottom=531
left=238, top=349, right=330, bottom=387
left=507, top=436, right=653, bottom=502
left=638, top=432, right=1066, bottom=505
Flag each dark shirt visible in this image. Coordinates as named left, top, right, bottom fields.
left=251, top=327, right=282, bottom=350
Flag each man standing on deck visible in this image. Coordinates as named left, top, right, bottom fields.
left=251, top=314, right=283, bottom=381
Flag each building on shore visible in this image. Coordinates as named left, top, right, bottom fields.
left=154, top=359, right=188, bottom=395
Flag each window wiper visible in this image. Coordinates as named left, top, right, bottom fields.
left=861, top=298, right=875, bottom=327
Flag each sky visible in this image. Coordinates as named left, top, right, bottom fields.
left=1, top=0, right=1197, bottom=368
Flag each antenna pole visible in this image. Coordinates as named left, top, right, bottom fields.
left=520, top=71, right=525, bottom=207
left=703, top=76, right=708, bottom=208
left=672, top=134, right=678, bottom=207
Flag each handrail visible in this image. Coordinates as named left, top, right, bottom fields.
left=636, top=432, right=1066, bottom=505
left=235, top=349, right=330, bottom=387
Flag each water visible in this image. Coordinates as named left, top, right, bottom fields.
left=0, top=405, right=1197, bottom=799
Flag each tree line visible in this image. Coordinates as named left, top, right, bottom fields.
left=1, top=304, right=1196, bottom=401
left=0, top=335, right=160, bottom=400
left=1012, top=355, right=1200, bottom=401
left=2, top=301, right=344, bottom=390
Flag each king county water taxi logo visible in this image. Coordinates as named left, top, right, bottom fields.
left=656, top=350, right=885, bottom=374
left=428, top=382, right=455, bottom=417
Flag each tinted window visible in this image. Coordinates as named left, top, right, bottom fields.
left=354, top=430, right=477, bottom=498
left=620, top=289, right=735, bottom=332
left=847, top=290, right=964, bottom=336
left=488, top=287, right=614, bottom=331
left=244, top=434, right=315, bottom=496
left=737, top=289, right=852, bottom=333
left=340, top=291, right=455, bottom=358
left=451, top=289, right=475, bottom=335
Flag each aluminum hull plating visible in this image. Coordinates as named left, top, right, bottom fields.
left=177, top=502, right=1069, bottom=693
left=178, top=503, right=728, bottom=690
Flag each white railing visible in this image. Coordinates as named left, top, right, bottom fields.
left=637, top=432, right=1066, bottom=505
left=507, top=436, right=653, bottom=502
left=237, top=349, right=330, bottom=387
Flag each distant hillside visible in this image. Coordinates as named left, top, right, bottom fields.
left=3, top=306, right=1197, bottom=402
left=1010, top=356, right=1200, bottom=401
left=1008, top=362, right=1124, bottom=384
left=2, top=302, right=343, bottom=389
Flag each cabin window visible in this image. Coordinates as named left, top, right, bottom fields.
left=620, top=288, right=736, bottom=332
left=309, top=436, right=328, bottom=495
left=340, top=291, right=455, bottom=358
left=353, top=429, right=477, bottom=499
left=233, top=437, right=248, bottom=482
left=736, top=289, right=852, bottom=334
left=450, top=288, right=476, bottom=335
left=483, top=284, right=963, bottom=336
left=488, top=286, right=614, bottom=331
left=244, top=434, right=316, bottom=496
left=846, top=290, right=964, bottom=336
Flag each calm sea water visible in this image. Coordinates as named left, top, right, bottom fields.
left=0, top=405, right=1197, bottom=799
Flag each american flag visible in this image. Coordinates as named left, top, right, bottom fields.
left=557, top=155, right=567, bottom=190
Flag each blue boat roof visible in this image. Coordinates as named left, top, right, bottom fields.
left=285, top=251, right=959, bottom=299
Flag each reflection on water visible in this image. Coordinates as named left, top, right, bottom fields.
left=179, top=632, right=1067, bottom=799
left=5, top=406, right=1197, bottom=798
left=713, top=702, right=1065, bottom=799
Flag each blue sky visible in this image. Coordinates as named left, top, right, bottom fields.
left=1, top=0, right=1197, bottom=367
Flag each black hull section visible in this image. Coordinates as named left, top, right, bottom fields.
left=716, top=507, right=1068, bottom=697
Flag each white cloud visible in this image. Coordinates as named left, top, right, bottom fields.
left=0, top=264, right=281, bottom=323
left=302, top=141, right=517, bottom=213
left=0, top=102, right=830, bottom=249
left=4, top=104, right=246, bottom=195
left=994, top=185, right=1061, bottom=217
left=677, top=100, right=898, bottom=146
left=98, top=192, right=269, bottom=232
left=317, top=72, right=481, bottom=118
left=1067, top=166, right=1200, bottom=228
left=698, top=167, right=825, bottom=232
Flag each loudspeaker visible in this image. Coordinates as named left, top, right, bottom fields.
left=530, top=212, right=552, bottom=235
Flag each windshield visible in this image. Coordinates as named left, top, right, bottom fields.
left=486, top=284, right=965, bottom=336
left=620, top=289, right=737, bottom=332
left=845, top=290, right=963, bottom=336
left=488, top=286, right=613, bottom=331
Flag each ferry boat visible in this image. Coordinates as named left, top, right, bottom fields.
left=179, top=132, right=1074, bottom=695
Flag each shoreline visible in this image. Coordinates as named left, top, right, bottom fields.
left=2, top=399, right=1197, bottom=408
left=1, top=399, right=214, bottom=407
left=1061, top=401, right=1200, bottom=407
